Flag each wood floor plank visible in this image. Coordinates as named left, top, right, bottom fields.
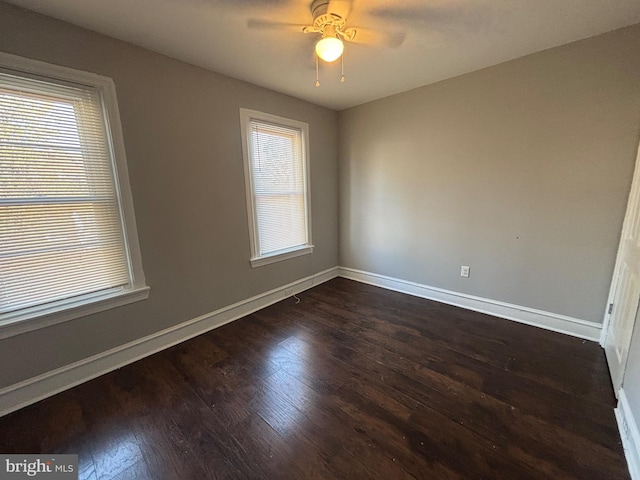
left=226, top=413, right=314, bottom=480
left=273, top=323, right=617, bottom=479
left=305, top=285, right=612, bottom=402
left=0, top=278, right=629, bottom=479
left=252, top=368, right=419, bottom=480
left=294, top=288, right=621, bottom=449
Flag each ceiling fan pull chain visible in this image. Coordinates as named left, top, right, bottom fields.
left=341, top=52, right=345, bottom=83
left=315, top=54, right=320, bottom=87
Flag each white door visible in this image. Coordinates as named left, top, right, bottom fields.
left=604, top=141, right=640, bottom=394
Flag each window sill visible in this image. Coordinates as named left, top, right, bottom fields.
left=250, top=244, right=315, bottom=268
left=0, top=286, right=151, bottom=340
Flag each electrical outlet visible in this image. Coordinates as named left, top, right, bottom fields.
left=461, top=266, right=470, bottom=278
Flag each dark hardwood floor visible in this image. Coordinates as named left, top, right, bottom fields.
left=0, top=278, right=629, bottom=479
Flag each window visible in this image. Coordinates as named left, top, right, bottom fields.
left=0, top=52, right=148, bottom=338
left=240, top=109, right=313, bottom=268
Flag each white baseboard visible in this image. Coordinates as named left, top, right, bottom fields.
left=616, top=389, right=640, bottom=480
left=338, top=267, right=602, bottom=342
left=0, top=267, right=339, bottom=417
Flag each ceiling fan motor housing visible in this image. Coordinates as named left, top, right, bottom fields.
left=310, top=0, right=332, bottom=20
left=308, top=0, right=353, bottom=41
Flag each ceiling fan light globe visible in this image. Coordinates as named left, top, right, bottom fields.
left=315, top=37, right=344, bottom=62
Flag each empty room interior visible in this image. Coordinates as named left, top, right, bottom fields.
left=1, top=0, right=640, bottom=478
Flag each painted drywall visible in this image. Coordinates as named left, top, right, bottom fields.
left=0, top=2, right=338, bottom=388
left=338, top=24, right=640, bottom=324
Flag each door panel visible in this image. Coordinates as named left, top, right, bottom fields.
left=605, top=141, right=640, bottom=393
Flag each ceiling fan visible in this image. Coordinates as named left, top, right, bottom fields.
left=302, top=0, right=357, bottom=63
left=248, top=0, right=405, bottom=85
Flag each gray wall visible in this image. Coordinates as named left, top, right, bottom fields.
left=338, top=24, right=640, bottom=323
left=0, top=2, right=338, bottom=388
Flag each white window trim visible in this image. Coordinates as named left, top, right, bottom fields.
left=249, top=244, right=314, bottom=268
left=239, top=108, right=314, bottom=268
left=0, top=52, right=149, bottom=340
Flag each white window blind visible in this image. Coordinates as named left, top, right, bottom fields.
left=240, top=109, right=312, bottom=267
left=249, top=119, right=308, bottom=256
left=0, top=71, right=131, bottom=315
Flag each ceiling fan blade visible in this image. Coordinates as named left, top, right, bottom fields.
left=367, top=4, right=491, bottom=32
left=247, top=19, right=310, bottom=33
left=211, top=0, right=293, bottom=8
left=368, top=6, right=457, bottom=23
left=326, top=0, right=352, bottom=20
left=346, top=27, right=405, bottom=48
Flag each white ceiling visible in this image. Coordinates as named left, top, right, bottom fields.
left=6, top=0, right=640, bottom=110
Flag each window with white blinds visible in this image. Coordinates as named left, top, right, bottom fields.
left=240, top=109, right=313, bottom=267
left=0, top=53, right=147, bottom=333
